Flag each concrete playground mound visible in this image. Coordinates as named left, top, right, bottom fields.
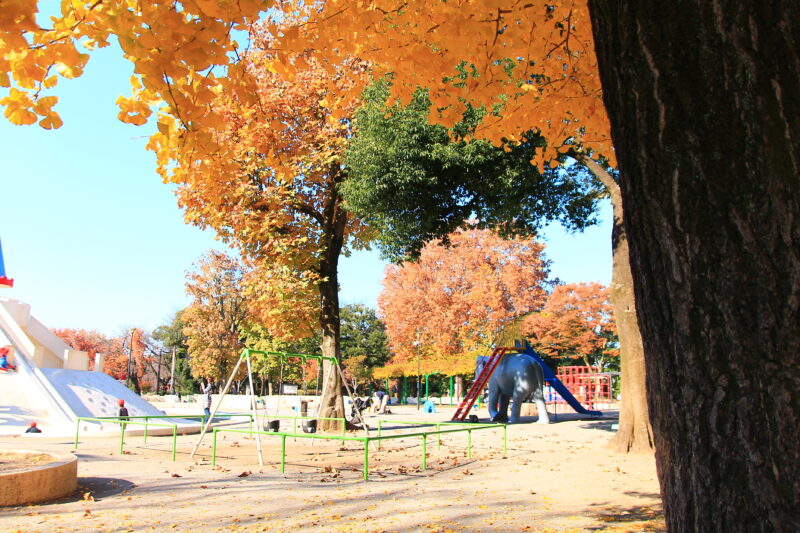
left=0, top=449, right=77, bottom=506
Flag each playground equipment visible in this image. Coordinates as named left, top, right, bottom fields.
left=452, top=341, right=602, bottom=423
left=0, top=298, right=169, bottom=435
left=487, top=350, right=550, bottom=424
left=189, top=349, right=369, bottom=466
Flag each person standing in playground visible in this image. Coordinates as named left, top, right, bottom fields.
left=117, top=399, right=129, bottom=420
left=202, top=379, right=213, bottom=417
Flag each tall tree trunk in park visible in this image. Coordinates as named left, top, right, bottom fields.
left=576, top=155, right=654, bottom=453
left=317, top=167, right=348, bottom=433
left=590, top=2, right=800, bottom=531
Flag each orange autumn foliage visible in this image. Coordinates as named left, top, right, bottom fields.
left=2, top=2, right=611, bottom=169
left=378, top=227, right=551, bottom=377
left=523, top=282, right=618, bottom=368
left=272, top=0, right=613, bottom=166
left=171, top=39, right=372, bottom=342
left=51, top=327, right=127, bottom=374
left=182, top=251, right=250, bottom=381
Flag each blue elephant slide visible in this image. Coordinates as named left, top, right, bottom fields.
left=475, top=342, right=602, bottom=417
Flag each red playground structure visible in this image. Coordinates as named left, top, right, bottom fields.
left=551, top=366, right=614, bottom=411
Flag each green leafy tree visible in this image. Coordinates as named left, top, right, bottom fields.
left=339, top=304, right=389, bottom=368
left=342, top=80, right=603, bottom=261
left=339, top=304, right=390, bottom=391
left=152, top=310, right=198, bottom=395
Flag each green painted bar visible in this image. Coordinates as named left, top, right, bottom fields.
left=280, top=435, right=287, bottom=473
left=422, top=435, right=427, bottom=470
left=212, top=429, right=218, bottom=466
left=449, top=376, right=454, bottom=406
left=119, top=422, right=126, bottom=454
left=143, top=420, right=148, bottom=444
left=363, top=441, right=369, bottom=480
left=209, top=423, right=504, bottom=478
left=172, top=428, right=177, bottom=461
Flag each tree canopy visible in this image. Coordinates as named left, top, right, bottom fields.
left=524, top=282, right=618, bottom=369
left=378, top=227, right=551, bottom=376
left=343, top=80, right=603, bottom=261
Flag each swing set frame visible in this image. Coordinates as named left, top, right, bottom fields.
left=189, top=349, right=368, bottom=465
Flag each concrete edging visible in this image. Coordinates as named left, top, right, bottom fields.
left=0, top=449, right=77, bottom=506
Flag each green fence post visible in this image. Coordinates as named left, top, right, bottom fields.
left=74, top=420, right=80, bottom=449
left=377, top=420, right=382, bottom=450
left=363, top=439, right=369, bottom=480
left=212, top=429, right=218, bottom=466
left=119, top=422, right=126, bottom=455
left=143, top=418, right=149, bottom=444
left=341, top=419, right=346, bottom=446
left=280, top=434, right=287, bottom=473
left=467, top=429, right=472, bottom=459
left=172, top=427, right=177, bottom=462
left=449, top=376, right=454, bottom=406
left=422, top=434, right=427, bottom=470
left=437, top=423, right=442, bottom=449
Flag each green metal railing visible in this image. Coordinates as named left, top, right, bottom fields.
left=210, top=421, right=506, bottom=480
left=258, top=415, right=347, bottom=439
left=74, top=417, right=179, bottom=461
left=74, top=413, right=254, bottom=460
left=376, top=420, right=507, bottom=456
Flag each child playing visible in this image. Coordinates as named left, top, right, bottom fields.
left=118, top=399, right=129, bottom=419
left=0, top=347, right=16, bottom=372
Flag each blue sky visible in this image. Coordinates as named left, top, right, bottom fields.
left=0, top=43, right=612, bottom=336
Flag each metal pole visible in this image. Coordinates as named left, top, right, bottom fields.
left=416, top=335, right=421, bottom=410
left=449, top=376, right=454, bottom=406
left=425, top=374, right=430, bottom=402
left=245, top=352, right=264, bottom=467
left=190, top=349, right=247, bottom=458
left=280, top=434, right=287, bottom=473
left=363, top=440, right=369, bottom=480
left=155, top=349, right=163, bottom=394
left=169, top=348, right=176, bottom=395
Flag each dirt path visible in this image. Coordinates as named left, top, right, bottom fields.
left=0, top=408, right=664, bottom=532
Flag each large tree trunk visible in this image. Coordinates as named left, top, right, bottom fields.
left=578, top=155, right=654, bottom=453
left=317, top=167, right=349, bottom=433
left=589, top=2, right=800, bottom=531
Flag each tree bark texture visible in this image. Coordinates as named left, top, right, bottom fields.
left=589, top=1, right=799, bottom=531
left=317, top=167, right=349, bottom=433
left=578, top=156, right=654, bottom=454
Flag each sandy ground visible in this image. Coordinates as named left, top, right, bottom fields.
left=0, top=405, right=664, bottom=532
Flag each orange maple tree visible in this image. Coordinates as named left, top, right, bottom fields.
left=523, top=282, right=618, bottom=369
left=378, top=227, right=551, bottom=378
left=270, top=0, right=611, bottom=166
left=1, top=2, right=609, bottom=163
left=51, top=327, right=128, bottom=374
left=170, top=36, right=371, bottom=428
left=182, top=251, right=250, bottom=381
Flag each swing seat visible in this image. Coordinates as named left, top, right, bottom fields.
left=302, top=420, right=317, bottom=433
left=265, top=420, right=280, bottom=432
